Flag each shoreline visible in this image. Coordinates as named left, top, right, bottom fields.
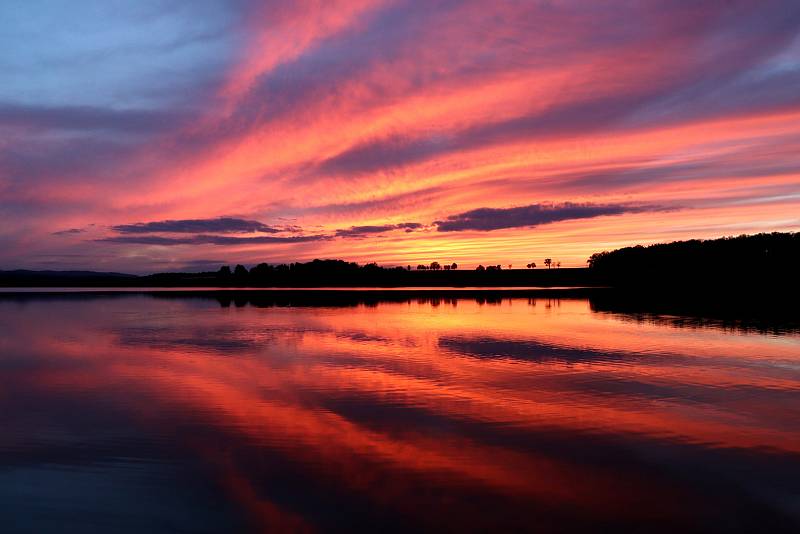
left=0, top=286, right=607, bottom=299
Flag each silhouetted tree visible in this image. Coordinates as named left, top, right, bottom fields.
left=476, top=265, right=485, bottom=271
left=417, top=264, right=428, bottom=270
left=218, top=265, right=232, bottom=276
left=450, top=263, right=458, bottom=270
left=443, top=264, right=451, bottom=270
left=544, top=258, right=552, bottom=269
left=250, top=263, right=272, bottom=277
left=526, top=262, right=536, bottom=269
left=430, top=261, right=441, bottom=270
left=234, top=264, right=248, bottom=277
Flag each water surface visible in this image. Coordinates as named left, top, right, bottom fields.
left=1, top=294, right=798, bottom=532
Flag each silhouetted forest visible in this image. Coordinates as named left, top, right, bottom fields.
left=587, top=232, right=798, bottom=292
left=138, top=259, right=592, bottom=288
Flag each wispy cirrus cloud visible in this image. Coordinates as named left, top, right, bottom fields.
left=435, top=203, right=661, bottom=232
left=2, top=0, right=800, bottom=271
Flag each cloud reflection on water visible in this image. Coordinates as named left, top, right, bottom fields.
left=0, top=295, right=798, bottom=532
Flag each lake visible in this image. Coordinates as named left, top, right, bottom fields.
left=1, top=292, right=798, bottom=532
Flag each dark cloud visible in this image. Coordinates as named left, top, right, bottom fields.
left=335, top=222, right=423, bottom=238
left=98, top=234, right=330, bottom=246
left=52, top=228, right=85, bottom=236
left=111, top=217, right=283, bottom=234
left=435, top=203, right=654, bottom=232
left=0, top=103, right=188, bottom=134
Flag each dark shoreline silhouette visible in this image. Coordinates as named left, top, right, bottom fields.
left=1, top=232, right=797, bottom=294
left=0, top=264, right=598, bottom=288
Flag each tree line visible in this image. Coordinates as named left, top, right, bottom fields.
left=217, top=258, right=565, bottom=277
left=586, top=232, right=798, bottom=289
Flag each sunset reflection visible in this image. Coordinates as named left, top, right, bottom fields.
left=0, top=295, right=798, bottom=531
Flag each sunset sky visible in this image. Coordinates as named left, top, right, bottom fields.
left=2, top=0, right=799, bottom=273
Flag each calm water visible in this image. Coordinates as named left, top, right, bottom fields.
left=1, top=294, right=798, bottom=532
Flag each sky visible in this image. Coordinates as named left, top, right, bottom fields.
left=1, top=0, right=799, bottom=273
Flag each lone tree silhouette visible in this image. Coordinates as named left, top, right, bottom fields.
left=526, top=262, right=536, bottom=269
left=544, top=258, right=552, bottom=269
left=430, top=261, right=441, bottom=270
left=451, top=263, right=458, bottom=270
